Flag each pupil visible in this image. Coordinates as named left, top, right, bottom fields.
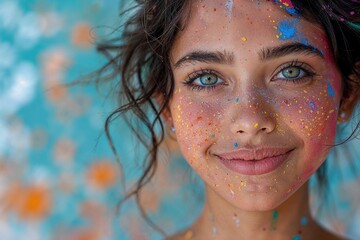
left=284, top=67, right=299, bottom=78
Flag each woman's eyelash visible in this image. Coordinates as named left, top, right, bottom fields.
left=274, top=60, right=316, bottom=83
left=183, top=69, right=222, bottom=92
left=182, top=61, right=316, bottom=92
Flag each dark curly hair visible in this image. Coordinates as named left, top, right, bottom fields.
left=94, top=0, right=360, bottom=235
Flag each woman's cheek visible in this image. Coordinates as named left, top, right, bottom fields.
left=279, top=85, right=338, bottom=170
left=171, top=97, right=222, bottom=168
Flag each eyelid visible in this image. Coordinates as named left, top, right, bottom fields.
left=182, top=68, right=227, bottom=92
left=271, top=60, right=316, bottom=81
left=185, top=68, right=224, bottom=84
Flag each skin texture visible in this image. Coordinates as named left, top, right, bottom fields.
left=163, top=0, right=357, bottom=239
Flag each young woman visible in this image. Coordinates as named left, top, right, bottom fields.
left=97, top=0, right=360, bottom=239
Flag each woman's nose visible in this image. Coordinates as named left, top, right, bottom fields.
left=228, top=93, right=276, bottom=137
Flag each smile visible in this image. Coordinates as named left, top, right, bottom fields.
left=215, top=148, right=294, bottom=175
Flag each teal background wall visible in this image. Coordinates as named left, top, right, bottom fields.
left=0, top=0, right=359, bottom=239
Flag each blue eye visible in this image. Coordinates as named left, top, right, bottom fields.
left=195, top=73, right=219, bottom=86
left=280, top=67, right=303, bottom=78
left=273, top=63, right=315, bottom=83
left=184, top=70, right=225, bottom=92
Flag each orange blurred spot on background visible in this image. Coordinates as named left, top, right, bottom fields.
left=40, top=49, right=71, bottom=103
left=56, top=228, right=100, bottom=240
left=72, top=23, right=94, bottom=48
left=87, top=160, right=119, bottom=189
left=3, top=183, right=52, bottom=220
left=47, top=84, right=68, bottom=102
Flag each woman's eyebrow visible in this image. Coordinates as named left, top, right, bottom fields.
left=174, top=50, right=234, bottom=69
left=259, top=42, right=324, bottom=61
left=174, top=43, right=323, bottom=69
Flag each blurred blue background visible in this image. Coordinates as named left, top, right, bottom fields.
left=0, top=0, right=359, bottom=239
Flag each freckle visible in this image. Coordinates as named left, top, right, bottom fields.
left=197, top=116, right=203, bottom=121
left=214, top=8, right=217, bottom=11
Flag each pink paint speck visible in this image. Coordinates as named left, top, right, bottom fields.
left=281, top=0, right=294, bottom=8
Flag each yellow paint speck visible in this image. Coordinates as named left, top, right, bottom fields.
left=241, top=37, right=247, bottom=42
left=254, top=123, right=259, bottom=128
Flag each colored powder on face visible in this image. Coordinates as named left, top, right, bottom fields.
left=292, top=235, right=301, bottom=240
left=271, top=210, right=279, bottom=230
left=300, top=216, right=308, bottom=225
left=327, top=81, right=335, bottom=97
left=308, top=101, right=316, bottom=111
left=272, top=210, right=279, bottom=219
left=278, top=19, right=297, bottom=40
left=272, top=0, right=298, bottom=16
left=225, top=0, right=233, bottom=16
left=280, top=0, right=294, bottom=8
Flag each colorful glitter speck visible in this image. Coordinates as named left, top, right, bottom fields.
left=225, top=0, right=233, bottom=16
left=308, top=101, right=316, bottom=111
left=327, top=81, right=335, bottom=97
left=292, top=235, right=301, bottom=240
left=234, top=142, right=239, bottom=148
left=273, top=0, right=298, bottom=16
left=271, top=210, right=279, bottom=230
left=300, top=216, right=308, bottom=225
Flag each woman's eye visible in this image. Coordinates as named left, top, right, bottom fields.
left=184, top=71, right=225, bottom=92
left=195, top=73, right=219, bottom=86
left=274, top=66, right=310, bottom=81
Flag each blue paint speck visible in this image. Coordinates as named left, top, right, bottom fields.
left=292, top=235, right=301, bottom=240
left=235, top=97, right=239, bottom=103
left=308, top=101, right=316, bottom=111
left=234, top=142, right=239, bottom=148
left=327, top=81, right=335, bottom=97
left=278, top=19, right=297, bottom=40
left=300, top=216, right=308, bottom=225
left=225, top=0, right=233, bottom=16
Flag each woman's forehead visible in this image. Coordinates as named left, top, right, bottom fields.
left=171, top=0, right=327, bottom=62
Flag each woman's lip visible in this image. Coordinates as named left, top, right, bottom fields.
left=215, top=149, right=294, bottom=175
left=214, top=148, right=293, bottom=160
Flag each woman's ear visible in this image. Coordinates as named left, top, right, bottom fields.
left=338, top=62, right=360, bottom=122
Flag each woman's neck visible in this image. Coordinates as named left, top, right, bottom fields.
left=185, top=182, right=337, bottom=240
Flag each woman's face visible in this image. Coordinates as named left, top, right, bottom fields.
left=168, top=0, right=342, bottom=210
